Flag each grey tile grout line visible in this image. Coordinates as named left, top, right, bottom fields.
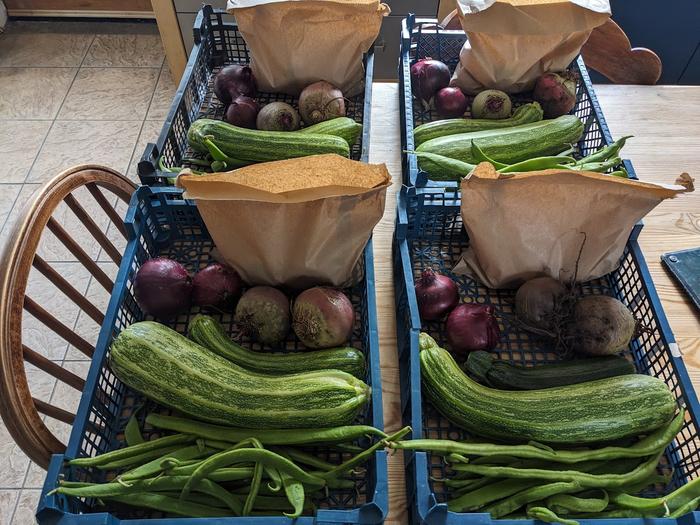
left=12, top=34, right=99, bottom=508
left=0, top=65, right=164, bottom=69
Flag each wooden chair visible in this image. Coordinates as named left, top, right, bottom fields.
left=439, top=12, right=662, bottom=85
left=0, top=165, right=135, bottom=469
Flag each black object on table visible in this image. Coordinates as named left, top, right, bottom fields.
left=662, top=247, right=700, bottom=310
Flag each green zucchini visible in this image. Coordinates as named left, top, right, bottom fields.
left=188, top=314, right=366, bottom=378
left=299, top=117, right=362, bottom=146
left=187, top=119, right=350, bottom=162
left=413, top=102, right=544, bottom=146
left=419, top=333, right=676, bottom=445
left=110, top=322, right=370, bottom=428
left=465, top=351, right=636, bottom=390
left=416, top=115, right=584, bottom=165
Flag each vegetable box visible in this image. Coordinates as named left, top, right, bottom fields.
left=399, top=15, right=618, bottom=188
left=37, top=186, right=387, bottom=525
left=138, top=5, right=374, bottom=186
left=393, top=186, right=700, bottom=525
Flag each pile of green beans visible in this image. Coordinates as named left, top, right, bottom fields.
left=54, top=414, right=410, bottom=519
left=391, top=409, right=700, bottom=524
left=411, top=135, right=631, bottom=181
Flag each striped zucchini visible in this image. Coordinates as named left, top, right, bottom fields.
left=188, top=119, right=350, bottom=162
left=416, top=115, right=584, bottom=165
left=188, top=314, right=366, bottom=378
left=413, top=102, right=544, bottom=146
left=420, top=333, right=676, bottom=445
left=110, top=322, right=370, bottom=428
left=299, top=117, right=362, bottom=146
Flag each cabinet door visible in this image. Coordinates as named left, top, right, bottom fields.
left=678, top=43, right=700, bottom=85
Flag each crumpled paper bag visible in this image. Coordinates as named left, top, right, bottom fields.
left=227, top=0, right=389, bottom=97
left=451, top=0, right=611, bottom=94
left=455, top=163, right=694, bottom=288
left=176, top=154, right=391, bottom=289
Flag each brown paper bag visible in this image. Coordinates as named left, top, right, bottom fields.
left=227, top=0, right=389, bottom=97
left=176, top=154, right=391, bottom=289
left=455, top=163, right=694, bottom=288
left=451, top=0, right=610, bottom=94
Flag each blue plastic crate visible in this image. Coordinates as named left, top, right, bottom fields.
left=393, top=187, right=700, bottom=525
left=37, top=186, right=387, bottom=525
left=399, top=15, right=619, bottom=188
left=138, top=5, right=374, bottom=186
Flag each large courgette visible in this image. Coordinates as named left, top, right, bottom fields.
left=420, top=333, right=675, bottom=444
left=413, top=102, right=544, bottom=147
left=465, top=351, right=636, bottom=390
left=188, top=315, right=366, bottom=378
left=416, top=115, right=584, bottom=165
left=188, top=119, right=350, bottom=162
left=110, top=322, right=370, bottom=428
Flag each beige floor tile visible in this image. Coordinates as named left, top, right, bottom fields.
left=83, top=34, right=164, bottom=68
left=0, top=68, right=76, bottom=119
left=146, top=65, right=177, bottom=121
left=126, top=120, right=164, bottom=181
left=58, top=68, right=159, bottom=121
left=0, top=185, right=23, bottom=231
left=22, top=463, right=45, bottom=491
left=0, top=490, right=19, bottom=524
left=11, top=489, right=40, bottom=525
left=0, top=184, right=41, bottom=252
left=0, top=419, right=30, bottom=489
left=49, top=362, right=90, bottom=414
left=5, top=20, right=97, bottom=35
left=27, top=120, right=141, bottom=184
left=0, top=122, right=52, bottom=183
left=0, top=33, right=93, bottom=67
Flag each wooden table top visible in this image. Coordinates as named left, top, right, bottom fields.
left=368, top=82, right=700, bottom=524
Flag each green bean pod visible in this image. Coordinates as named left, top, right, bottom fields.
left=68, top=433, right=194, bottom=467
left=485, top=481, right=581, bottom=518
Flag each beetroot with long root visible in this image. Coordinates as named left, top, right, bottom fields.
left=292, top=287, right=355, bottom=349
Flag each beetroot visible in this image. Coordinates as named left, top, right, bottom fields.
left=532, top=72, right=577, bottom=118
left=471, top=89, right=512, bottom=119
left=298, top=81, right=345, bottom=125
left=569, top=295, right=635, bottom=356
left=292, top=287, right=355, bottom=349
left=133, top=258, right=192, bottom=319
left=234, top=286, right=290, bottom=346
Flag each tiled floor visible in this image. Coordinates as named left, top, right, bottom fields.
left=0, top=19, right=176, bottom=523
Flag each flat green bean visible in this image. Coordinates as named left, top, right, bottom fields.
left=68, top=433, right=194, bottom=467
left=498, top=156, right=576, bottom=173
left=97, top=445, right=183, bottom=470
left=242, top=438, right=264, bottom=516
left=448, top=478, right=542, bottom=512
left=281, top=471, right=305, bottom=518
left=546, top=489, right=609, bottom=513
left=527, top=505, right=580, bottom=525
left=120, top=443, right=214, bottom=481
left=271, top=447, right=337, bottom=471
left=124, top=413, right=144, bottom=446
left=392, top=410, right=683, bottom=464
left=452, top=452, right=663, bottom=489
left=470, top=141, right=508, bottom=169
left=146, top=414, right=387, bottom=444
left=576, top=136, right=631, bottom=165
left=485, top=481, right=581, bottom=518
left=670, top=495, right=700, bottom=518
left=108, top=492, right=231, bottom=518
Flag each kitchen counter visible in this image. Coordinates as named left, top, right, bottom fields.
left=368, top=82, right=700, bottom=524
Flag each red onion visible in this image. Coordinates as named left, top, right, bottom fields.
left=192, top=263, right=243, bottom=310
left=415, top=268, right=459, bottom=321
left=234, top=286, right=290, bottom=346
left=292, top=287, right=355, bottom=349
left=435, top=87, right=468, bottom=118
left=446, top=303, right=500, bottom=358
left=213, top=64, right=257, bottom=105
left=133, top=257, right=192, bottom=319
left=532, top=71, right=577, bottom=118
left=224, top=96, right=259, bottom=129
left=410, top=58, right=450, bottom=107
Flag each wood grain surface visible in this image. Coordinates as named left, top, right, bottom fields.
left=368, top=83, right=700, bottom=524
